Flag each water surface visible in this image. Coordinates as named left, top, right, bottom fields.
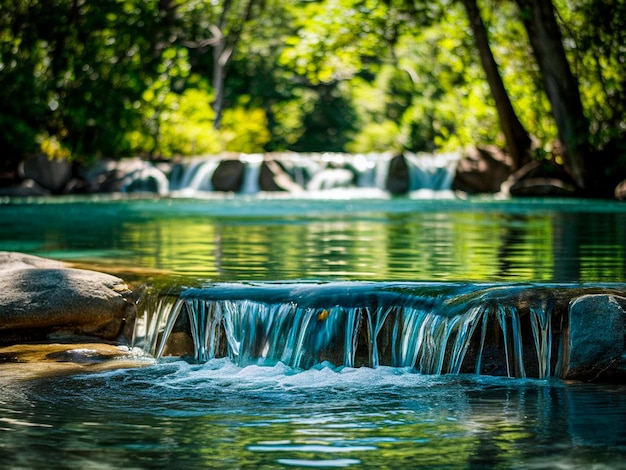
left=1, top=195, right=625, bottom=283
left=2, top=361, right=626, bottom=469
left=1, top=195, right=626, bottom=468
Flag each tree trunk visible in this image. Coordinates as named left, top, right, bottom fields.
left=514, top=0, right=589, bottom=189
left=210, top=0, right=258, bottom=131
left=461, top=0, right=532, bottom=169
left=212, top=35, right=228, bottom=130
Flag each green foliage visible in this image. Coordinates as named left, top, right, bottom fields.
left=0, top=0, right=623, bottom=178
left=346, top=120, right=403, bottom=154
left=269, top=90, right=316, bottom=149
left=279, top=0, right=386, bottom=85
left=289, top=83, right=358, bottom=152
left=0, top=0, right=174, bottom=164
left=556, top=0, right=626, bottom=149
left=221, top=101, right=271, bottom=153
left=128, top=80, right=222, bottom=158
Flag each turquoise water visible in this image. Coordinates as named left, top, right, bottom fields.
left=2, top=361, right=626, bottom=469
left=1, top=195, right=626, bottom=468
left=1, top=195, right=625, bottom=283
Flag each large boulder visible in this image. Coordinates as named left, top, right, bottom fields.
left=0, top=252, right=136, bottom=344
left=260, top=159, right=303, bottom=192
left=385, top=154, right=410, bottom=194
left=212, top=159, right=245, bottom=192
left=19, top=154, right=72, bottom=193
left=502, top=160, right=579, bottom=197
left=452, top=145, right=514, bottom=194
left=561, top=294, right=626, bottom=381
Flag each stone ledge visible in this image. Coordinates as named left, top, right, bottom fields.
left=0, top=343, right=153, bottom=381
left=0, top=252, right=136, bottom=345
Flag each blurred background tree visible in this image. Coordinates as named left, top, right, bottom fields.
left=0, top=0, right=624, bottom=192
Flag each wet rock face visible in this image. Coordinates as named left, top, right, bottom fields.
left=0, top=252, right=136, bottom=345
left=385, top=154, right=410, bottom=194
left=148, top=282, right=626, bottom=382
left=211, top=159, right=245, bottom=192
left=563, top=294, right=626, bottom=381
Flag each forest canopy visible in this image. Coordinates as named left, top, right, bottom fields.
left=1, top=0, right=624, bottom=192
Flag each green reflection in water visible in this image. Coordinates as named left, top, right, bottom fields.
left=0, top=197, right=625, bottom=283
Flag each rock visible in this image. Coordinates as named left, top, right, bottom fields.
left=78, top=158, right=171, bottom=194
left=502, top=160, right=579, bottom=197
left=212, top=159, right=245, bottom=192
left=385, top=154, right=410, bottom=194
left=0, top=252, right=136, bottom=344
left=161, top=332, right=195, bottom=357
left=452, top=145, right=514, bottom=194
left=0, top=343, right=152, bottom=380
left=615, top=179, right=626, bottom=200
left=260, top=159, right=303, bottom=192
left=0, top=251, right=65, bottom=270
left=507, top=177, right=578, bottom=197
left=561, top=294, right=625, bottom=381
left=19, top=154, right=72, bottom=193
left=0, top=179, right=51, bottom=197
left=122, top=165, right=169, bottom=195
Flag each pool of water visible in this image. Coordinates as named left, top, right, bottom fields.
left=2, top=361, right=626, bottom=469
left=1, top=195, right=625, bottom=284
left=1, top=194, right=626, bottom=468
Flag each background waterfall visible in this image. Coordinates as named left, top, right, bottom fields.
left=121, top=152, right=461, bottom=196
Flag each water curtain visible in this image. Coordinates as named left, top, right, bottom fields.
left=125, top=152, right=460, bottom=195
left=133, top=282, right=570, bottom=378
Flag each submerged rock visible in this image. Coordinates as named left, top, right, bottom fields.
left=0, top=343, right=152, bottom=380
left=0, top=252, right=136, bottom=345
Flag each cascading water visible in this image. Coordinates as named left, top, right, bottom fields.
left=121, top=151, right=460, bottom=196
left=404, top=152, right=460, bottom=191
left=131, top=281, right=605, bottom=379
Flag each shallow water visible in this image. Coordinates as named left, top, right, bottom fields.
left=1, top=361, right=626, bottom=469
left=1, top=194, right=626, bottom=468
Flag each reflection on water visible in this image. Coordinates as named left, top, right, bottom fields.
left=1, top=361, right=625, bottom=469
left=1, top=196, right=625, bottom=283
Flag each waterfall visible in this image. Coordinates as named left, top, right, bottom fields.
left=240, top=154, right=263, bottom=194
left=118, top=152, right=459, bottom=196
left=404, top=152, right=460, bottom=191
left=134, top=282, right=576, bottom=378
left=175, top=158, right=220, bottom=192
